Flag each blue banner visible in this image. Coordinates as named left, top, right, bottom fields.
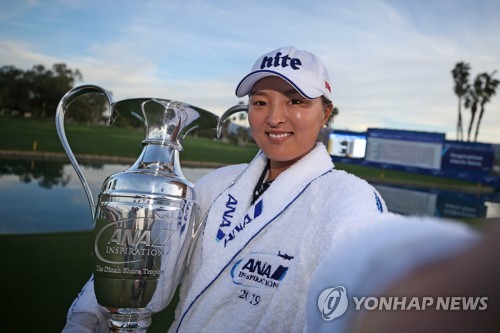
left=441, top=141, right=493, bottom=173
left=367, top=128, right=445, bottom=143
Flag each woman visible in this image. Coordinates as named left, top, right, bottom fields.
left=169, top=46, right=386, bottom=332
left=63, top=46, right=386, bottom=332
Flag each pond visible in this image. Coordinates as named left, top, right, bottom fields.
left=0, top=158, right=213, bottom=234
left=1, top=158, right=500, bottom=235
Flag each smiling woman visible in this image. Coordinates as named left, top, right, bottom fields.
left=247, top=77, right=332, bottom=179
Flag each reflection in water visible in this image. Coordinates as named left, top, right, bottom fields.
left=1, top=158, right=499, bottom=234
left=0, top=159, right=211, bottom=235
left=0, top=158, right=71, bottom=189
left=373, top=184, right=500, bottom=220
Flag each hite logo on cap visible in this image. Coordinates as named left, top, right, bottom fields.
left=259, top=52, right=302, bottom=70
left=235, top=46, right=332, bottom=101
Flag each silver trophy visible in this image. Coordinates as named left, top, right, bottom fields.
left=55, top=85, right=218, bottom=332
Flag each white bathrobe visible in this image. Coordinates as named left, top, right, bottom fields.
left=170, top=143, right=386, bottom=333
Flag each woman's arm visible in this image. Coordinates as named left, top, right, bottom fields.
left=353, top=219, right=500, bottom=333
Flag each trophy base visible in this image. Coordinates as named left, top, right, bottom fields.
left=107, top=308, right=152, bottom=333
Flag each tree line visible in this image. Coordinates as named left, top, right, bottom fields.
left=0, top=63, right=114, bottom=126
left=5, top=61, right=495, bottom=143
left=452, top=62, right=499, bottom=142
left=0, top=63, right=83, bottom=118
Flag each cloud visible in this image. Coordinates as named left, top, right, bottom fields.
left=0, top=40, right=59, bottom=68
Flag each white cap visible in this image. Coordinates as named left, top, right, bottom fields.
left=235, top=46, right=332, bottom=101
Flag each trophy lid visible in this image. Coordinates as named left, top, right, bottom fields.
left=98, top=98, right=220, bottom=200
left=111, top=98, right=219, bottom=150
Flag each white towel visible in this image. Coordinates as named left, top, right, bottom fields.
left=62, top=276, right=108, bottom=333
left=171, top=143, right=387, bottom=332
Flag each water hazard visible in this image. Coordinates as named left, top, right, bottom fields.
left=1, top=158, right=499, bottom=234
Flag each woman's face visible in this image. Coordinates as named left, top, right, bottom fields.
left=248, top=76, right=332, bottom=173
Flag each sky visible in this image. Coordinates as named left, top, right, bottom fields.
left=1, top=0, right=499, bottom=143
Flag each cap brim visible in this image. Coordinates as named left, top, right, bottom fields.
left=235, top=70, right=324, bottom=100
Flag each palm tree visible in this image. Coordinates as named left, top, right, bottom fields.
left=464, top=75, right=481, bottom=142
left=474, top=70, right=499, bottom=142
left=327, top=106, right=339, bottom=129
left=452, top=62, right=471, bottom=141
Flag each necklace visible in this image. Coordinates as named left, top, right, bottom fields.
left=252, top=159, right=273, bottom=204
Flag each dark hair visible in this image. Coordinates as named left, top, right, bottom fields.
left=321, top=96, right=333, bottom=106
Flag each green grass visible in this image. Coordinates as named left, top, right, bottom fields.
left=0, top=115, right=259, bottom=164
left=0, top=230, right=176, bottom=332
left=0, top=231, right=93, bottom=332
left=335, top=162, right=482, bottom=188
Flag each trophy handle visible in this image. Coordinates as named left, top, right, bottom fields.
left=216, top=104, right=249, bottom=139
left=55, top=85, right=114, bottom=219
